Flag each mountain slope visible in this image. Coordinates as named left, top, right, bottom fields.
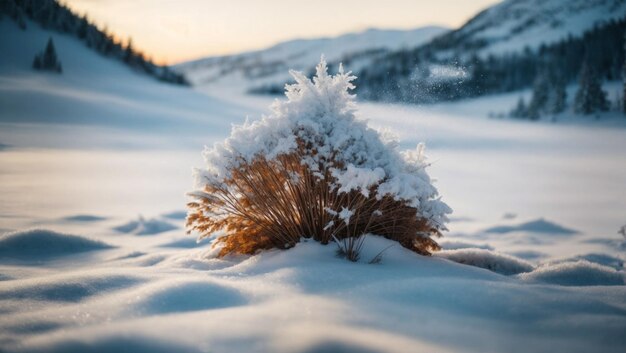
left=348, top=0, right=626, bottom=103
left=176, top=0, right=626, bottom=100
left=175, top=26, right=448, bottom=92
left=431, top=0, right=626, bottom=57
left=0, top=17, right=255, bottom=150
left=1, top=0, right=187, bottom=85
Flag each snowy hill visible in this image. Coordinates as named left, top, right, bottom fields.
left=347, top=0, right=626, bottom=104
left=175, top=26, right=448, bottom=92
left=434, top=0, right=626, bottom=57
left=176, top=0, right=626, bottom=101
left=1, top=0, right=187, bottom=85
left=0, top=17, right=256, bottom=150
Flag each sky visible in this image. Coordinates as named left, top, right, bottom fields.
left=62, top=0, right=501, bottom=64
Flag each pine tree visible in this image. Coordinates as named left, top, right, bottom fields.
left=527, top=74, right=550, bottom=120
left=42, top=37, right=62, bottom=72
left=6, top=0, right=186, bottom=85
left=77, top=15, right=88, bottom=39
left=623, top=30, right=626, bottom=115
left=549, top=77, right=567, bottom=115
left=32, top=55, right=42, bottom=70
left=124, top=38, right=134, bottom=64
left=100, top=27, right=114, bottom=55
left=32, top=37, right=62, bottom=73
left=575, top=61, right=609, bottom=115
left=510, top=97, right=527, bottom=118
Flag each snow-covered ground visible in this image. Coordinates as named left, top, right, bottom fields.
left=1, top=17, right=626, bottom=353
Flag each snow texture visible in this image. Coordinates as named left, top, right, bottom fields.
left=436, top=249, right=535, bottom=275
left=337, top=207, right=354, bottom=226
left=519, top=260, right=626, bottom=286
left=0, top=272, right=142, bottom=302
left=1, top=237, right=625, bottom=353
left=545, top=253, right=625, bottom=271
left=159, top=238, right=210, bottom=249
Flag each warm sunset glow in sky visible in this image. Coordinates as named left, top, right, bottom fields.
left=62, top=0, right=500, bottom=64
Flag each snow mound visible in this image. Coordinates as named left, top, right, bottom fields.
left=0, top=272, right=141, bottom=302
left=508, top=250, right=547, bottom=260
left=584, top=237, right=626, bottom=251
left=122, top=254, right=168, bottom=267
left=484, top=218, right=578, bottom=235
left=114, top=251, right=146, bottom=260
left=14, top=336, right=205, bottom=353
left=161, top=210, right=187, bottom=220
left=0, top=229, right=112, bottom=259
left=61, top=214, right=107, bottom=222
left=436, top=249, right=534, bottom=275
left=545, top=253, right=624, bottom=271
left=519, top=260, right=625, bottom=286
left=113, top=216, right=177, bottom=235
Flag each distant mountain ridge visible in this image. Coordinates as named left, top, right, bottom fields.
left=177, top=0, right=626, bottom=100
left=223, top=0, right=625, bottom=106
left=425, top=0, right=626, bottom=57
left=175, top=26, right=449, bottom=91
left=347, top=0, right=626, bottom=104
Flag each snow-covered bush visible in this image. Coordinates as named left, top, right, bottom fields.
left=187, top=58, right=451, bottom=259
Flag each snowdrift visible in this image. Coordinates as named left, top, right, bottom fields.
left=2, top=237, right=625, bottom=353
left=484, top=218, right=578, bottom=235
left=0, top=229, right=112, bottom=259
left=114, top=216, right=177, bottom=236
left=61, top=215, right=107, bottom=222
left=436, top=248, right=534, bottom=275
left=519, top=260, right=625, bottom=286
left=0, top=271, right=141, bottom=303
left=547, top=253, right=625, bottom=270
